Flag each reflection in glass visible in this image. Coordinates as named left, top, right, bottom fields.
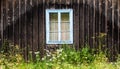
left=61, top=32, right=70, bottom=41
left=50, top=22, right=58, bottom=32
left=61, top=22, right=70, bottom=32
left=61, top=13, right=69, bottom=22
left=50, top=13, right=58, bottom=22
left=50, top=33, right=58, bottom=41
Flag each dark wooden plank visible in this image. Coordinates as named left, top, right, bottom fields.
left=80, top=0, right=85, bottom=48
left=49, top=0, right=54, bottom=8
left=46, top=0, right=49, bottom=9
left=93, top=0, right=96, bottom=49
left=87, top=0, right=90, bottom=47
left=111, top=0, right=115, bottom=61
left=70, top=0, right=73, bottom=9
left=5, top=0, right=8, bottom=41
left=65, top=0, right=67, bottom=8
left=94, top=0, right=99, bottom=49
left=84, top=0, right=89, bottom=45
left=14, top=0, right=19, bottom=45
left=18, top=0, right=22, bottom=48
left=77, top=0, right=80, bottom=49
left=32, top=0, right=39, bottom=59
left=61, top=0, right=66, bottom=6
left=0, top=0, right=1, bottom=45
left=0, top=0, right=3, bottom=47
left=42, top=0, right=46, bottom=56
left=101, top=0, right=106, bottom=51
left=3, top=0, right=7, bottom=43
left=118, top=0, right=120, bottom=54
left=55, top=0, right=61, bottom=8
left=27, top=0, right=34, bottom=60
left=73, top=0, right=80, bottom=50
left=87, top=0, right=94, bottom=48
left=24, top=0, right=28, bottom=60
left=114, top=0, right=118, bottom=54
left=107, top=0, right=112, bottom=61
left=105, top=0, right=111, bottom=58
left=54, top=0, right=56, bottom=8
left=79, top=0, right=84, bottom=48
left=89, top=0, right=94, bottom=49
left=98, top=0, right=102, bottom=45
left=20, top=0, right=26, bottom=59
left=7, top=0, right=12, bottom=44
left=12, top=0, right=15, bottom=45
left=113, top=0, right=118, bottom=60
left=26, top=0, right=37, bottom=60
left=105, top=0, right=108, bottom=52
left=25, top=0, right=38, bottom=60
left=101, top=0, right=105, bottom=33
left=38, top=0, right=45, bottom=58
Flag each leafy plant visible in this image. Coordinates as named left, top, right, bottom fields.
left=0, top=40, right=23, bottom=69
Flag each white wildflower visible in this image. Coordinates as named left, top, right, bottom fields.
left=34, top=51, right=40, bottom=55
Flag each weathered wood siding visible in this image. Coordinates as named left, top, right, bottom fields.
left=0, top=0, right=120, bottom=61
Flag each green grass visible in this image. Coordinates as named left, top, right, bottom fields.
left=0, top=45, right=120, bottom=69
left=0, top=38, right=120, bottom=69
left=0, top=57, right=120, bottom=69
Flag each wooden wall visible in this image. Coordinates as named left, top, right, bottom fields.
left=0, top=0, right=120, bottom=61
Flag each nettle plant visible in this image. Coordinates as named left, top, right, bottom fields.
left=40, top=33, right=109, bottom=65
left=41, top=45, right=97, bottom=65
left=0, top=40, right=23, bottom=65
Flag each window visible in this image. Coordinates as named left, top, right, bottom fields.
left=46, top=9, right=73, bottom=44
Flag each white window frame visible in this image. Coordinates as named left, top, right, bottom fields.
left=46, top=9, right=73, bottom=44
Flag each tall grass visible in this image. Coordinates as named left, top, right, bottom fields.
left=0, top=42, right=120, bottom=69
left=0, top=33, right=120, bottom=69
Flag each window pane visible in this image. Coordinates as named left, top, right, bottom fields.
left=61, top=32, right=70, bottom=41
left=50, top=13, right=58, bottom=22
left=61, top=22, right=70, bottom=32
left=50, top=33, right=58, bottom=41
left=61, top=13, right=69, bottom=22
left=50, top=22, right=58, bottom=32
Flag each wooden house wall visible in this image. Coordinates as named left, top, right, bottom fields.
left=0, top=0, right=120, bottom=61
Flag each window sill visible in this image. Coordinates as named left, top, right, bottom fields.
left=46, top=41, right=73, bottom=44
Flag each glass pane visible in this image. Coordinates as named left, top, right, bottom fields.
left=50, top=33, right=58, bottom=41
left=61, top=22, right=70, bottom=32
left=61, top=13, right=69, bottom=22
left=50, top=22, right=58, bottom=32
left=61, top=32, right=70, bottom=41
left=50, top=13, right=58, bottom=22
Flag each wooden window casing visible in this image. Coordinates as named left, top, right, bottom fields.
left=46, top=9, right=73, bottom=44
